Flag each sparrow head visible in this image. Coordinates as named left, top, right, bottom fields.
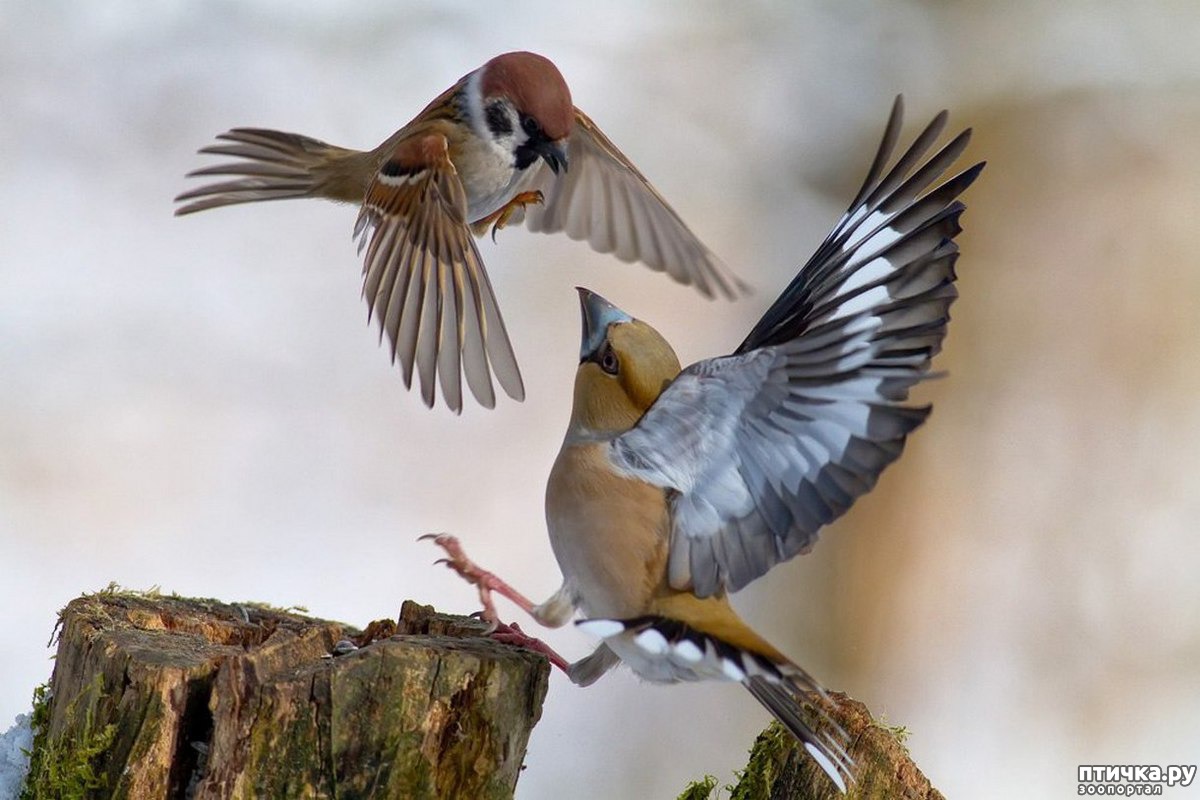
left=473, top=51, right=572, bottom=174
left=570, top=288, right=681, bottom=434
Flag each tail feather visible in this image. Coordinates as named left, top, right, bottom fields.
left=745, top=675, right=854, bottom=793
left=174, top=128, right=360, bottom=215
left=576, top=615, right=855, bottom=793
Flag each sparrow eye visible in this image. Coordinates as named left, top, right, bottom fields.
left=600, top=344, right=619, bottom=376
left=520, top=114, right=541, bottom=138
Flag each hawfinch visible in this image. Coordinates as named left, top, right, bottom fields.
left=429, top=96, right=983, bottom=792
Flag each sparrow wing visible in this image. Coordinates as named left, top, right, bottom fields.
left=607, top=97, right=984, bottom=596
left=356, top=133, right=524, bottom=412
left=521, top=107, right=747, bottom=299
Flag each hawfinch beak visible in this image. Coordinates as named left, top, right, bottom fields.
left=577, top=287, right=631, bottom=360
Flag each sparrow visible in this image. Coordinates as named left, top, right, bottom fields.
left=175, top=51, right=744, bottom=412
left=426, top=96, right=983, bottom=793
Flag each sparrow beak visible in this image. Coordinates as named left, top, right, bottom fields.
left=577, top=287, right=631, bottom=360
left=539, top=140, right=569, bottom=174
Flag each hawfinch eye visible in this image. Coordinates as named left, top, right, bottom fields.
left=600, top=345, right=619, bottom=375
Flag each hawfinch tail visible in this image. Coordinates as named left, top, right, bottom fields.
left=176, top=51, right=743, bottom=412
left=430, top=96, right=983, bottom=792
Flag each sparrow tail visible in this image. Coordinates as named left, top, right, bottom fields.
left=174, top=128, right=364, bottom=214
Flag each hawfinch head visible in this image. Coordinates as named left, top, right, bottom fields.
left=571, top=288, right=681, bottom=434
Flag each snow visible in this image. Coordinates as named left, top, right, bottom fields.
left=0, top=714, right=33, bottom=800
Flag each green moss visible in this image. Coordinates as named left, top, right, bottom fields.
left=873, top=714, right=910, bottom=749
left=20, top=677, right=117, bottom=800
left=48, top=583, right=167, bottom=647
left=677, top=774, right=720, bottom=800
left=238, top=600, right=311, bottom=615
left=727, top=721, right=794, bottom=800
left=25, top=684, right=51, bottom=744
left=92, top=581, right=162, bottom=598
left=678, top=722, right=800, bottom=800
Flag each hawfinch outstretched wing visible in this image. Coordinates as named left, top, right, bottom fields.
left=355, top=133, right=524, bottom=412
left=522, top=108, right=747, bottom=300
left=608, top=97, right=984, bottom=597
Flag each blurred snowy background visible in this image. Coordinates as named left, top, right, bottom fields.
left=3, top=1, right=1200, bottom=797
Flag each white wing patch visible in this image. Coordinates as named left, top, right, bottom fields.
left=840, top=208, right=901, bottom=252
left=839, top=256, right=894, bottom=294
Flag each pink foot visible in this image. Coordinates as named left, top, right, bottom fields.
left=490, top=619, right=569, bottom=673
left=421, top=534, right=568, bottom=673
left=421, top=533, right=538, bottom=623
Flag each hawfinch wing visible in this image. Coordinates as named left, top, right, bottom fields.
left=522, top=108, right=747, bottom=300
left=608, top=97, right=984, bottom=596
left=356, top=133, right=524, bottom=412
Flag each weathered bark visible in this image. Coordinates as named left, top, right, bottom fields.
left=22, top=591, right=549, bottom=800
left=682, top=692, right=944, bottom=800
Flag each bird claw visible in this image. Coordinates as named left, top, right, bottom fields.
left=468, top=609, right=500, bottom=635
left=485, top=190, right=544, bottom=243
left=422, top=533, right=511, bottom=627
left=422, top=535, right=568, bottom=672
left=423, top=534, right=481, bottom=581
left=490, top=620, right=570, bottom=673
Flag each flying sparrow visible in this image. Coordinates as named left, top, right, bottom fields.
left=176, top=51, right=744, bottom=412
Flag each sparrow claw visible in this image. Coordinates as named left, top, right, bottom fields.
left=485, top=190, right=545, bottom=243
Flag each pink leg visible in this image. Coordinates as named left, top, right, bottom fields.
left=421, top=533, right=539, bottom=620
left=421, top=533, right=569, bottom=674
left=491, top=620, right=570, bottom=673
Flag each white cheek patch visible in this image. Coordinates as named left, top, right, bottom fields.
left=463, top=69, right=488, bottom=139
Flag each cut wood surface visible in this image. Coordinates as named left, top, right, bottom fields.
left=23, top=591, right=549, bottom=799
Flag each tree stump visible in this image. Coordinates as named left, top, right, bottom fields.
left=680, top=692, right=944, bottom=800
left=21, top=590, right=549, bottom=800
